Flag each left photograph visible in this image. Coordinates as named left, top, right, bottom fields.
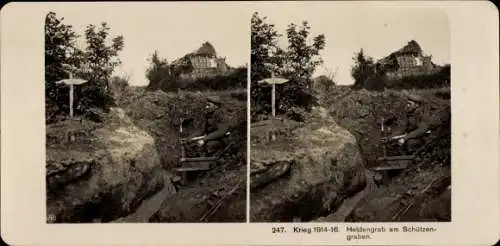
left=45, top=5, right=249, bottom=223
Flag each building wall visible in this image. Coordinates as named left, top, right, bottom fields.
left=216, top=58, right=228, bottom=73
left=422, top=56, right=434, bottom=73
left=191, top=55, right=218, bottom=70
left=390, top=54, right=433, bottom=78
left=178, top=55, right=228, bottom=80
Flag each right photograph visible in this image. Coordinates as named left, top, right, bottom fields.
left=249, top=7, right=451, bottom=222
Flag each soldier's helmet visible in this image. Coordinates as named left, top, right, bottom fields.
left=206, top=96, right=222, bottom=111
left=402, top=91, right=424, bottom=104
left=401, top=91, right=424, bottom=113
left=407, top=94, right=424, bottom=104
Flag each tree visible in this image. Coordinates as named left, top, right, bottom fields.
left=351, top=48, right=375, bottom=89
left=251, top=12, right=283, bottom=82
left=44, top=12, right=124, bottom=122
left=278, top=21, right=325, bottom=117
left=76, top=23, right=124, bottom=114
left=109, top=74, right=130, bottom=103
left=45, top=11, right=80, bottom=120
left=250, top=12, right=284, bottom=117
left=283, top=21, right=325, bottom=79
left=250, top=12, right=324, bottom=120
left=313, top=75, right=336, bottom=92
left=81, top=23, right=124, bottom=83
left=110, top=74, right=130, bottom=92
left=145, top=50, right=170, bottom=90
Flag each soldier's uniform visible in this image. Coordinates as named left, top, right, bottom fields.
left=402, top=95, right=425, bottom=154
left=399, top=93, right=451, bottom=155
left=199, top=96, right=230, bottom=156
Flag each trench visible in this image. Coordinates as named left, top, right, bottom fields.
left=316, top=170, right=377, bottom=221
left=113, top=171, right=176, bottom=223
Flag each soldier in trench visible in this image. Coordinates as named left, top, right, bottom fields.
left=187, top=96, right=231, bottom=157
left=385, top=92, right=450, bottom=156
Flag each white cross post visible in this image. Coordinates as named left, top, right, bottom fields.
left=55, top=64, right=88, bottom=118
left=257, top=72, right=289, bottom=118
left=271, top=71, right=276, bottom=117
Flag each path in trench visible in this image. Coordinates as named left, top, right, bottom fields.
left=113, top=172, right=176, bottom=223
left=317, top=169, right=377, bottom=221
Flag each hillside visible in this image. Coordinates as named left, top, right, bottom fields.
left=322, top=86, right=451, bottom=221
left=46, top=86, right=247, bottom=222
left=121, top=88, right=248, bottom=222
left=249, top=83, right=451, bottom=222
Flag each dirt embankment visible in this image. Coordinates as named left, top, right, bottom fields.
left=46, top=108, right=168, bottom=223
left=119, top=89, right=248, bottom=222
left=46, top=88, right=247, bottom=223
left=250, top=107, right=367, bottom=222
left=322, top=86, right=452, bottom=221
left=324, top=86, right=451, bottom=167
left=249, top=86, right=451, bottom=222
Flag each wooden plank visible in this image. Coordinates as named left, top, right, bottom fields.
left=175, top=160, right=214, bottom=172
left=174, top=166, right=211, bottom=172
left=181, top=156, right=218, bottom=162
left=377, top=155, right=415, bottom=161
left=372, top=165, right=406, bottom=171
left=372, top=160, right=410, bottom=171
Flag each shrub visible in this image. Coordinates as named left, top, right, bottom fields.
left=388, top=65, right=451, bottom=90
left=147, top=66, right=247, bottom=93
left=351, top=49, right=376, bottom=89
left=45, top=12, right=124, bottom=123
left=351, top=65, right=450, bottom=92
left=250, top=12, right=325, bottom=122
left=251, top=77, right=317, bottom=122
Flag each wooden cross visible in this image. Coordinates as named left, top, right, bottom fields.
left=257, top=71, right=289, bottom=117
left=55, top=64, right=88, bottom=118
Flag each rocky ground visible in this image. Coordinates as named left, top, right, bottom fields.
left=250, top=108, right=367, bottom=222
left=46, top=108, right=166, bottom=222
left=250, top=85, right=451, bottom=222
left=46, top=87, right=247, bottom=223
left=325, top=86, right=451, bottom=222
left=46, top=83, right=450, bottom=223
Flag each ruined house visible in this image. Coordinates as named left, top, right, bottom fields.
left=375, top=40, right=439, bottom=79
left=170, top=42, right=230, bottom=80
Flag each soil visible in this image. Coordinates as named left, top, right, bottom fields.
left=249, top=108, right=367, bottom=222
left=113, top=171, right=176, bottom=223
left=46, top=87, right=247, bottom=223
left=121, top=89, right=247, bottom=222
left=250, top=86, right=451, bottom=222
left=46, top=109, right=166, bottom=223
left=324, top=86, right=452, bottom=221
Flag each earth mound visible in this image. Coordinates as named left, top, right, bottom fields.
left=120, top=89, right=248, bottom=222
left=121, top=89, right=247, bottom=170
left=324, top=87, right=451, bottom=167
left=322, top=86, right=451, bottom=221
left=250, top=107, right=367, bottom=222
left=46, top=108, right=168, bottom=222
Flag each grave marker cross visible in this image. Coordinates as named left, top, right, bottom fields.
left=55, top=64, right=88, bottom=118
left=257, top=71, right=289, bottom=117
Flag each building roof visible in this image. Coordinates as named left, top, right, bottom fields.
left=171, top=41, right=218, bottom=66
left=376, top=40, right=424, bottom=65
left=394, top=40, right=422, bottom=56
left=377, top=54, right=395, bottom=65
left=195, top=42, right=217, bottom=56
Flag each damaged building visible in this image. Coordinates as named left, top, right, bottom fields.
left=375, top=40, right=441, bottom=80
left=170, top=41, right=231, bottom=80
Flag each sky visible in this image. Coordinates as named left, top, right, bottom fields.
left=254, top=3, right=450, bottom=85
left=46, top=3, right=450, bottom=86
left=47, top=3, right=251, bottom=86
